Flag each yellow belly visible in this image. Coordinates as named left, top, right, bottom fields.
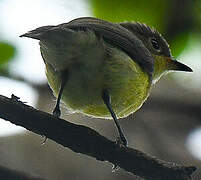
left=45, top=51, right=151, bottom=119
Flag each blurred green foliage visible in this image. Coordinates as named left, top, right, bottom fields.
left=88, top=0, right=169, bottom=31
left=170, top=32, right=190, bottom=59
left=0, top=42, right=15, bottom=65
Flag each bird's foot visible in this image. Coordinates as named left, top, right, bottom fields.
left=116, top=135, right=128, bottom=147
left=41, top=135, right=47, bottom=145
left=53, top=104, right=61, bottom=117
left=112, top=164, right=120, bottom=172
left=111, top=136, right=128, bottom=171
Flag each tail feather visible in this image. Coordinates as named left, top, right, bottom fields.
left=19, top=25, right=56, bottom=40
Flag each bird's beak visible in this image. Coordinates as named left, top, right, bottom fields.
left=167, top=58, right=193, bottom=72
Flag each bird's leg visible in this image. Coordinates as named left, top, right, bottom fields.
left=53, top=69, right=69, bottom=117
left=42, top=69, right=68, bottom=145
left=102, top=89, right=128, bottom=146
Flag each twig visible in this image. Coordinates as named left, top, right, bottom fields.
left=0, top=94, right=196, bottom=180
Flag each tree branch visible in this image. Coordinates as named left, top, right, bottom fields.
left=0, top=94, right=196, bottom=180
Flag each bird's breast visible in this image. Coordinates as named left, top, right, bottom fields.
left=45, top=45, right=151, bottom=119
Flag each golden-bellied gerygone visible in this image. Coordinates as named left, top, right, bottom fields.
left=20, top=17, right=192, bottom=146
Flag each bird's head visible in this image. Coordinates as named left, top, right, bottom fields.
left=120, top=22, right=192, bottom=83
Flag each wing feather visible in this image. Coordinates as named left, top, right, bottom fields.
left=20, top=17, right=154, bottom=77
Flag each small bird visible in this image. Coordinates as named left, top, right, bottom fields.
left=20, top=17, right=192, bottom=146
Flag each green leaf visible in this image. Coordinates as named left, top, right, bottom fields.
left=0, top=42, right=15, bottom=65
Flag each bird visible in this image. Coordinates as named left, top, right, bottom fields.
left=20, top=17, right=192, bottom=146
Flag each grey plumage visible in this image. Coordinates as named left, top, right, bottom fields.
left=20, top=17, right=155, bottom=78
left=120, top=22, right=171, bottom=57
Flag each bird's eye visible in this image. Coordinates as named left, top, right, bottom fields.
left=150, top=38, right=160, bottom=51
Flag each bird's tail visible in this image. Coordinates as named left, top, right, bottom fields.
left=20, top=25, right=57, bottom=40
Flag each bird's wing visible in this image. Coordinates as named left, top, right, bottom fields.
left=61, top=17, right=154, bottom=77
left=20, top=17, right=154, bottom=77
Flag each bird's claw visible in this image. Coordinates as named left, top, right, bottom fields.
left=116, top=136, right=128, bottom=147
left=112, top=164, right=119, bottom=172
left=41, top=136, right=47, bottom=145
left=53, top=106, right=61, bottom=117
